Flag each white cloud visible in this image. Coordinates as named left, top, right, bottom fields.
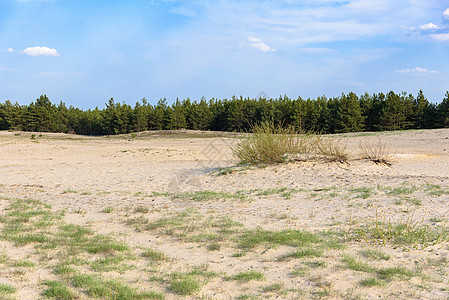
left=21, top=46, right=59, bottom=56
left=431, top=33, right=449, bottom=41
left=419, top=23, right=439, bottom=30
left=247, top=37, right=276, bottom=52
left=443, top=8, right=449, bottom=19
left=7, top=48, right=14, bottom=53
left=396, top=67, right=440, bottom=74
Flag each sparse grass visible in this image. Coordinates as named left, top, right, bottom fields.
left=304, top=260, right=328, bottom=268
left=171, top=190, right=247, bottom=201
left=237, top=228, right=325, bottom=250
left=232, top=270, right=265, bottom=282
left=359, top=138, right=394, bottom=166
left=12, top=260, right=35, bottom=268
left=101, top=206, right=114, bottom=213
left=342, top=255, right=420, bottom=282
left=141, top=248, right=168, bottom=262
left=0, top=283, right=16, bottom=295
left=360, top=249, right=390, bottom=261
left=425, top=184, right=449, bottom=196
left=387, top=185, right=418, bottom=196
left=279, top=248, right=323, bottom=260
left=62, top=189, right=77, bottom=194
left=169, top=277, right=202, bottom=296
left=352, top=214, right=449, bottom=247
left=360, top=277, right=384, bottom=287
left=134, top=206, right=149, bottom=213
left=42, top=280, right=74, bottom=300
left=71, top=273, right=164, bottom=299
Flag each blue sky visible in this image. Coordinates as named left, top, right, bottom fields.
left=1, top=0, right=448, bottom=108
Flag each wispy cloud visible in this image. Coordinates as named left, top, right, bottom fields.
left=430, top=33, right=449, bottom=41
left=247, top=37, right=276, bottom=52
left=443, top=8, right=449, bottom=19
left=396, top=67, right=440, bottom=74
left=419, top=23, right=439, bottom=30
left=22, top=46, right=59, bottom=57
left=7, top=48, right=14, bottom=53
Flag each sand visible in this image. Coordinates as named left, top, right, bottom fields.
left=0, top=129, right=449, bottom=299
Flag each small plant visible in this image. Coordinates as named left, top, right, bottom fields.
left=359, top=138, right=394, bottom=166
left=101, top=206, right=114, bottom=213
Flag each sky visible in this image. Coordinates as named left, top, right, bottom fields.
left=0, top=0, right=448, bottom=108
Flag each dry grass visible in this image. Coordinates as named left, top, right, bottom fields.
left=232, top=121, right=351, bottom=165
left=358, top=138, right=395, bottom=166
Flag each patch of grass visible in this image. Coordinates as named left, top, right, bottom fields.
left=53, top=262, right=76, bottom=276
left=360, top=249, right=390, bottom=261
left=134, top=206, right=149, bottom=213
left=237, top=228, right=322, bottom=249
left=387, top=185, right=418, bottom=196
left=62, top=189, right=77, bottom=194
left=279, top=248, right=323, bottom=260
left=232, top=270, right=265, bottom=282
left=342, top=255, right=419, bottom=282
left=141, top=248, right=168, bottom=262
left=171, top=190, right=247, bottom=201
left=206, top=243, right=221, bottom=251
left=42, top=281, right=74, bottom=300
left=12, top=260, right=35, bottom=268
left=232, top=251, right=247, bottom=257
left=351, top=187, right=373, bottom=199
left=425, top=184, right=449, bottom=196
left=262, top=282, right=284, bottom=293
left=304, top=260, right=328, bottom=268
left=352, top=215, right=449, bottom=247
left=71, top=273, right=162, bottom=299
left=101, top=206, right=114, bottom=213
left=85, top=234, right=129, bottom=254
left=0, top=283, right=16, bottom=294
left=360, top=277, right=385, bottom=287
left=169, top=277, right=201, bottom=296
left=341, top=255, right=375, bottom=273
left=407, top=198, right=422, bottom=206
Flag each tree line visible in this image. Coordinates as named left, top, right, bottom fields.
left=1, top=90, right=449, bottom=135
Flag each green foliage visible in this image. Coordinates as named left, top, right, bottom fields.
left=1, top=90, right=448, bottom=135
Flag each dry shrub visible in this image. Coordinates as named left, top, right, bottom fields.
left=231, top=121, right=299, bottom=164
left=314, top=135, right=350, bottom=162
left=359, top=138, right=395, bottom=166
left=232, top=121, right=350, bottom=165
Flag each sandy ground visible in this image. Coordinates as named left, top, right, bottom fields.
left=0, top=129, right=449, bottom=299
